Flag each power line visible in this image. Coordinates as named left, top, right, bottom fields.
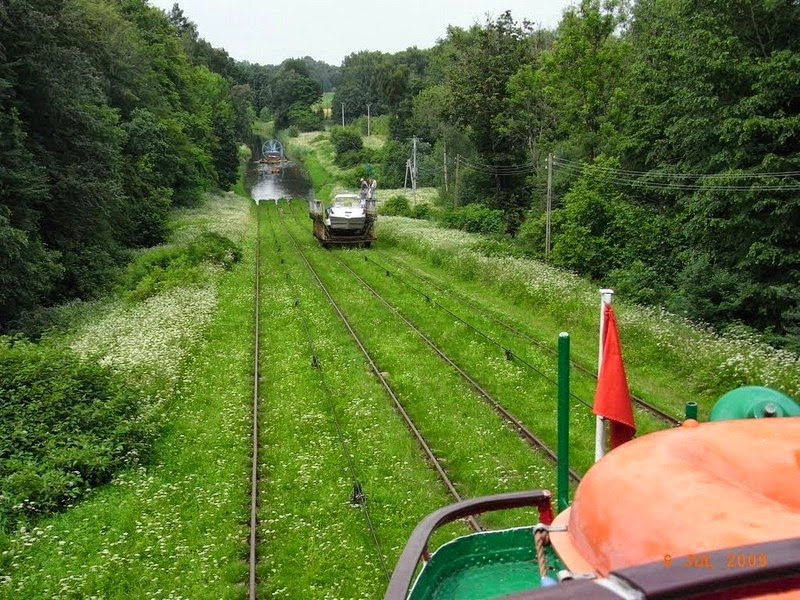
left=552, top=157, right=800, bottom=191
left=553, top=156, right=800, bottom=179
left=456, top=155, right=540, bottom=175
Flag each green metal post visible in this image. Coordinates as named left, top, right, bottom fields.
left=557, top=332, right=570, bottom=513
left=685, top=401, right=698, bottom=420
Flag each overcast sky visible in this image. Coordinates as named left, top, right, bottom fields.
left=148, top=0, right=577, bottom=66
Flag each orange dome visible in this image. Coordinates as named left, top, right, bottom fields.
left=550, top=418, right=800, bottom=597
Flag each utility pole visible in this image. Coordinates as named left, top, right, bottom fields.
left=454, top=154, right=460, bottom=207
left=411, top=136, right=418, bottom=205
left=367, top=103, right=371, bottom=137
left=404, top=159, right=410, bottom=193
left=546, top=153, right=553, bottom=257
left=341, top=103, right=345, bottom=127
left=443, top=140, right=448, bottom=193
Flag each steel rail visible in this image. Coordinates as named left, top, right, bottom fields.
left=363, top=254, right=595, bottom=411
left=286, top=203, right=676, bottom=426
left=282, top=206, right=579, bottom=482
left=248, top=201, right=261, bottom=600
left=372, top=251, right=681, bottom=427
left=268, top=206, right=392, bottom=581
left=324, top=251, right=582, bottom=483
left=276, top=207, right=481, bottom=532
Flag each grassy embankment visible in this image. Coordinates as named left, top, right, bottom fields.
left=326, top=244, right=668, bottom=476
left=292, top=136, right=800, bottom=423
left=254, top=205, right=472, bottom=598
left=285, top=130, right=438, bottom=206
left=0, top=188, right=255, bottom=599
left=375, top=218, right=800, bottom=417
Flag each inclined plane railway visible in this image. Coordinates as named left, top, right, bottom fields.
left=246, top=199, right=681, bottom=598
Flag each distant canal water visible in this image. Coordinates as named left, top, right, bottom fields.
left=246, top=161, right=314, bottom=202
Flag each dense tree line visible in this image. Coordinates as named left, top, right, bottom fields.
left=236, top=57, right=336, bottom=125
left=327, top=0, right=800, bottom=350
left=2, top=0, right=797, bottom=349
left=0, top=0, right=249, bottom=330
left=0, top=0, right=342, bottom=330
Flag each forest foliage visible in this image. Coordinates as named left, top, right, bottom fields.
left=322, top=0, right=800, bottom=351
left=0, top=0, right=246, bottom=330
left=0, top=0, right=343, bottom=334
left=2, top=0, right=799, bottom=353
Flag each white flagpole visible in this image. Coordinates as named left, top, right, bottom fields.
left=595, top=288, right=614, bottom=462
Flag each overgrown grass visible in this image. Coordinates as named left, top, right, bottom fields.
left=256, top=205, right=463, bottom=598
left=303, top=151, right=336, bottom=200
left=378, top=187, right=439, bottom=207
left=332, top=249, right=670, bottom=476
left=252, top=119, right=274, bottom=139
left=363, top=134, right=387, bottom=149
left=281, top=206, right=558, bottom=513
left=118, top=232, right=241, bottom=302
left=376, top=217, right=800, bottom=416
left=0, top=192, right=253, bottom=598
left=285, top=131, right=349, bottom=183
left=232, top=149, right=250, bottom=197
left=285, top=130, right=387, bottom=200
left=169, top=191, right=252, bottom=244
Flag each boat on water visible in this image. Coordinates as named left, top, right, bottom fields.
left=385, top=386, right=800, bottom=600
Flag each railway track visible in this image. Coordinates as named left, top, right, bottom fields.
left=250, top=202, right=493, bottom=599
left=280, top=206, right=581, bottom=483
left=369, top=251, right=682, bottom=427
left=266, top=206, right=393, bottom=582
left=274, top=205, right=482, bottom=532
left=248, top=202, right=262, bottom=600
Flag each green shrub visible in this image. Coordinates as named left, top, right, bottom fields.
left=515, top=209, right=546, bottom=255
left=329, top=126, right=363, bottom=155
left=376, top=140, right=409, bottom=188
left=287, top=125, right=299, bottom=137
left=470, top=236, right=525, bottom=258
left=334, top=148, right=368, bottom=168
left=0, top=338, right=153, bottom=530
left=287, top=102, right=322, bottom=132
left=380, top=195, right=412, bottom=216
left=120, top=232, right=241, bottom=301
left=188, top=232, right=242, bottom=266
left=439, top=203, right=505, bottom=235
left=410, top=202, right=432, bottom=220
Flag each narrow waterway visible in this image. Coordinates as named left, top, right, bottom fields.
left=246, top=161, right=313, bottom=202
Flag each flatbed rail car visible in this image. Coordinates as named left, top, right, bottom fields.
left=308, top=193, right=377, bottom=247
left=386, top=386, right=800, bottom=600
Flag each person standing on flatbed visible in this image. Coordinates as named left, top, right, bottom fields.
left=359, top=178, right=368, bottom=206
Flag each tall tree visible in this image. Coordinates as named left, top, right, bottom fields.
left=620, top=0, right=800, bottom=347
left=332, top=50, right=387, bottom=120
left=439, top=12, right=535, bottom=225
left=270, top=59, right=322, bottom=128
left=0, top=0, right=247, bottom=328
left=537, top=0, right=630, bottom=160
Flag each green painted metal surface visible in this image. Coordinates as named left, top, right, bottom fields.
left=408, top=527, right=564, bottom=600
left=685, top=401, right=698, bottom=420
left=709, top=386, right=800, bottom=421
left=557, top=333, right=570, bottom=513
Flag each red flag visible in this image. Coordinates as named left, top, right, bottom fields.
left=593, top=303, right=636, bottom=449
